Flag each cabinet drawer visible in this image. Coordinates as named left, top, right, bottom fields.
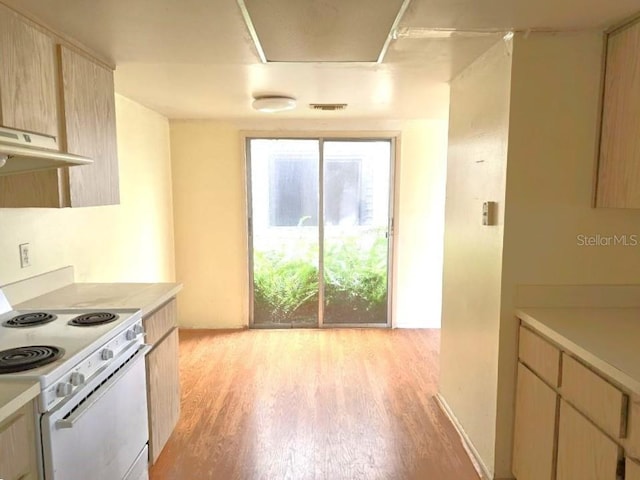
left=561, top=353, right=628, bottom=439
left=518, top=326, right=560, bottom=386
left=627, top=457, right=640, bottom=480
left=0, top=411, right=31, bottom=480
left=557, top=400, right=621, bottom=480
left=143, top=298, right=177, bottom=346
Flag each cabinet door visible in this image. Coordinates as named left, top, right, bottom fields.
left=557, top=400, right=620, bottom=480
left=0, top=403, right=37, bottom=480
left=0, top=5, right=64, bottom=209
left=0, top=4, right=58, bottom=137
left=512, top=363, right=558, bottom=480
left=147, top=327, right=181, bottom=464
left=596, top=19, right=640, bottom=208
left=627, top=458, right=640, bottom=480
left=59, top=45, right=119, bottom=207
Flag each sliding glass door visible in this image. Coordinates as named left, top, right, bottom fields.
left=247, top=137, right=394, bottom=328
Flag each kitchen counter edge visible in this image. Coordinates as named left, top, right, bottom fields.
left=0, top=380, right=39, bottom=424
left=516, top=307, right=640, bottom=396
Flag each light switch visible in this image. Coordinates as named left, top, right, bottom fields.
left=482, top=202, right=497, bottom=226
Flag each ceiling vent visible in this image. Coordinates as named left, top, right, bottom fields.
left=309, top=103, right=348, bottom=111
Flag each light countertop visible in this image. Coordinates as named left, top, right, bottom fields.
left=517, top=308, right=640, bottom=395
left=0, top=380, right=39, bottom=423
left=16, top=282, right=182, bottom=317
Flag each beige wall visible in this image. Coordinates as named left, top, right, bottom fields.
left=170, top=121, right=248, bottom=329
left=439, top=38, right=513, bottom=479
left=0, top=94, right=175, bottom=285
left=170, top=118, right=449, bottom=329
left=441, top=31, right=640, bottom=479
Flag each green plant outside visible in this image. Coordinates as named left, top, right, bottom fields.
left=253, top=231, right=388, bottom=324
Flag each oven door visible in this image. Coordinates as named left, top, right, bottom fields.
left=41, top=345, right=151, bottom=480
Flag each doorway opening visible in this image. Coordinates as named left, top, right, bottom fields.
left=246, top=137, right=395, bottom=328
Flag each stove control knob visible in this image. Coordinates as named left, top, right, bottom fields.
left=101, top=349, right=114, bottom=361
left=56, top=382, right=72, bottom=397
left=126, top=324, right=144, bottom=340
left=70, top=372, right=85, bottom=386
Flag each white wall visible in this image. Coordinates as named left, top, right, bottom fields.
left=0, top=95, right=175, bottom=285
left=439, top=38, right=513, bottom=479
left=170, top=118, right=449, bottom=329
left=395, top=120, right=448, bottom=328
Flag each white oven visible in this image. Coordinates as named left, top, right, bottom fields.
left=40, top=343, right=151, bottom=480
left=0, top=289, right=151, bottom=480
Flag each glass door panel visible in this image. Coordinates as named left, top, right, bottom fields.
left=322, top=140, right=391, bottom=325
left=248, top=139, right=320, bottom=327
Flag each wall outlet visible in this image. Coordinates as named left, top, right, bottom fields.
left=19, top=243, right=31, bottom=268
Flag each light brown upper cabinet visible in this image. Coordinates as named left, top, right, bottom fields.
left=58, top=45, right=119, bottom=207
left=0, top=5, right=119, bottom=208
left=596, top=17, right=640, bottom=208
left=0, top=4, right=58, bottom=139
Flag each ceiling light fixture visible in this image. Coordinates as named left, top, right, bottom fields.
left=252, top=96, right=297, bottom=113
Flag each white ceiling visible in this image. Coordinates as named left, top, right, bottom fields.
left=3, top=0, right=640, bottom=120
left=241, top=0, right=406, bottom=62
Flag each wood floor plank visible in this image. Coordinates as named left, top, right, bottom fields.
left=150, top=329, right=480, bottom=480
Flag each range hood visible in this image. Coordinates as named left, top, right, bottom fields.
left=0, top=126, right=92, bottom=176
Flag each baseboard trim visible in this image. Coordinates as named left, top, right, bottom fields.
left=434, top=393, right=494, bottom=480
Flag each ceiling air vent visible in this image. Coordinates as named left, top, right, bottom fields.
left=309, top=103, right=348, bottom=111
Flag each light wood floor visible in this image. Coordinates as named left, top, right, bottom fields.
left=150, top=329, right=480, bottom=480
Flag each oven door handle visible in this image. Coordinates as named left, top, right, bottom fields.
left=55, top=344, right=152, bottom=430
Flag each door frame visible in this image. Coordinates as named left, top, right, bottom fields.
left=243, top=131, right=400, bottom=329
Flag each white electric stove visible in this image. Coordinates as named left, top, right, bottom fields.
left=0, top=289, right=150, bottom=480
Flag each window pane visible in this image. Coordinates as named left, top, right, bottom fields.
left=323, top=140, right=391, bottom=324
left=249, top=139, right=320, bottom=326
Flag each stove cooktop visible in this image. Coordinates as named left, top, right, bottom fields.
left=2, top=312, right=58, bottom=328
left=0, top=345, right=64, bottom=373
left=0, top=308, right=141, bottom=384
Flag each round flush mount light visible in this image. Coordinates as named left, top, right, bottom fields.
left=252, top=96, right=297, bottom=113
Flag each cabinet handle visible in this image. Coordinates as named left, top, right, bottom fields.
left=620, top=394, right=629, bottom=438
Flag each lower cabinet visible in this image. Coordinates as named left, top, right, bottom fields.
left=0, top=402, right=37, bottom=480
left=557, top=400, right=621, bottom=480
left=144, top=299, right=180, bottom=464
left=512, top=363, right=558, bottom=480
left=147, top=327, right=180, bottom=463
